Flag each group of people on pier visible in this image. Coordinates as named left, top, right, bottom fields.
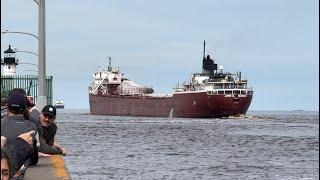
left=1, top=88, right=66, bottom=179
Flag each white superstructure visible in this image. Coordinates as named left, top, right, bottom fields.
left=89, top=57, right=154, bottom=96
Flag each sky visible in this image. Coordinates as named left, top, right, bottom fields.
left=1, top=0, right=319, bottom=111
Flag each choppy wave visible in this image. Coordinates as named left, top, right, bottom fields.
left=55, top=111, right=319, bottom=180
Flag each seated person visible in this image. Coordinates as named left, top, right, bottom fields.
left=29, top=105, right=66, bottom=155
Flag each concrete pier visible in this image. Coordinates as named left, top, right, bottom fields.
left=24, top=155, right=71, bottom=180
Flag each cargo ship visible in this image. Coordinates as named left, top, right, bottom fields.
left=89, top=41, right=253, bottom=118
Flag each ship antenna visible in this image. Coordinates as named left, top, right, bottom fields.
left=107, top=56, right=112, bottom=71
left=203, top=40, right=206, bottom=59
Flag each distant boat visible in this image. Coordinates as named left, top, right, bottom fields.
left=291, top=106, right=304, bottom=112
left=54, top=100, right=64, bottom=109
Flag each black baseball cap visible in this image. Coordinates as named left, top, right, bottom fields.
left=7, top=92, right=27, bottom=112
left=8, top=88, right=26, bottom=96
left=41, top=105, right=56, bottom=118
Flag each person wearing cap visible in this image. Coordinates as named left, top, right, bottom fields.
left=28, top=105, right=67, bottom=155
left=1, top=91, right=39, bottom=177
left=1, top=88, right=33, bottom=121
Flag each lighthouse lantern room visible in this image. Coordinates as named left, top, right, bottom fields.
left=1, top=45, right=19, bottom=76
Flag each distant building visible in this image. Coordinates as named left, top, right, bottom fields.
left=1, top=45, right=53, bottom=105
left=1, top=45, right=18, bottom=76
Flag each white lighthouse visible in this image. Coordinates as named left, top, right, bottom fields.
left=1, top=45, right=18, bottom=76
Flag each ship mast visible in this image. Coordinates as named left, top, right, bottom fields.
left=203, top=40, right=206, bottom=59
left=107, top=56, right=112, bottom=71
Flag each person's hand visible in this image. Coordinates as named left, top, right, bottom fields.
left=1, top=136, right=7, bottom=148
left=38, top=152, right=52, bottom=157
left=18, top=131, right=34, bottom=144
left=53, top=140, right=59, bottom=147
left=59, top=147, right=67, bottom=156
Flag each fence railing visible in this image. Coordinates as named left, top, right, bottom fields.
left=1, top=75, right=53, bottom=105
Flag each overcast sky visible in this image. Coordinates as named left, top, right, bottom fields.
left=1, top=0, right=319, bottom=111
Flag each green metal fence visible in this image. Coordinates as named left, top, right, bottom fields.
left=1, top=75, right=53, bottom=105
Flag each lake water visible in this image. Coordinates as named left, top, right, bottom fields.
left=55, top=110, right=319, bottom=180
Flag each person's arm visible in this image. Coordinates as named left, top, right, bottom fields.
left=46, top=123, right=57, bottom=146
left=28, top=109, right=40, bottom=127
left=18, top=131, right=38, bottom=166
left=38, top=135, right=63, bottom=155
left=3, top=137, right=34, bottom=176
left=29, top=140, right=39, bottom=166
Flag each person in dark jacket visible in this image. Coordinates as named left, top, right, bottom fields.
left=2, top=131, right=34, bottom=178
left=1, top=92, right=39, bottom=177
left=29, top=105, right=66, bottom=155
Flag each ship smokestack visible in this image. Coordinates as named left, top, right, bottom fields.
left=202, top=40, right=210, bottom=74
left=202, top=41, right=217, bottom=75
left=203, top=40, right=206, bottom=59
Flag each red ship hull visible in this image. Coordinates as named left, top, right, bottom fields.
left=172, top=92, right=252, bottom=118
left=89, top=94, right=173, bottom=117
left=89, top=92, right=252, bottom=118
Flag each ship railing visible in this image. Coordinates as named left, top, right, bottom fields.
left=207, top=81, right=248, bottom=88
left=117, top=93, right=173, bottom=98
left=174, top=85, right=249, bottom=92
left=206, top=89, right=253, bottom=95
left=146, top=93, right=173, bottom=98
left=173, top=87, right=185, bottom=92
left=209, top=84, right=248, bottom=89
